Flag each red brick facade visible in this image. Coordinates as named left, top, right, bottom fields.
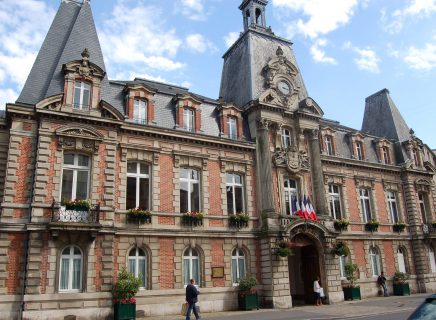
left=159, top=238, right=175, bottom=289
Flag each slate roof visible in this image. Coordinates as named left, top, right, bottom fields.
left=17, top=1, right=106, bottom=106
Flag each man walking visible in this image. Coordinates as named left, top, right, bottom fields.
left=185, top=278, right=200, bottom=320
left=377, top=271, right=388, bottom=297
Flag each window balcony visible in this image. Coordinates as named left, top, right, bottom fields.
left=50, top=200, right=100, bottom=224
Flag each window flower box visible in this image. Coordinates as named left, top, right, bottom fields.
left=181, top=212, right=204, bottom=227
left=393, top=222, right=406, bottom=233
left=334, top=219, right=349, bottom=231
left=63, top=199, right=91, bottom=212
left=126, top=208, right=151, bottom=224
left=365, top=220, right=380, bottom=232
left=229, top=212, right=249, bottom=229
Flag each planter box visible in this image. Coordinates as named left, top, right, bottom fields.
left=238, top=293, right=259, bottom=310
left=127, top=214, right=151, bottom=224
left=114, top=302, right=136, bottom=320
left=365, top=224, right=379, bottom=232
left=229, top=219, right=248, bottom=229
left=343, top=287, right=361, bottom=300
left=65, top=205, right=89, bottom=212
left=393, top=283, right=410, bottom=296
left=181, top=216, right=203, bottom=227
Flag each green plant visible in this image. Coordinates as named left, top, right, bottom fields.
left=238, top=275, right=258, bottom=294
left=113, top=268, right=142, bottom=302
left=393, top=271, right=409, bottom=284
left=344, top=263, right=359, bottom=288
left=127, top=208, right=151, bottom=218
left=276, top=239, right=293, bottom=257
left=365, top=220, right=380, bottom=232
left=182, top=211, right=204, bottom=219
left=432, top=221, right=436, bottom=228
left=63, top=199, right=91, bottom=210
left=229, top=212, right=249, bottom=223
left=332, top=242, right=350, bottom=257
left=334, top=219, right=349, bottom=231
left=393, top=222, right=406, bottom=233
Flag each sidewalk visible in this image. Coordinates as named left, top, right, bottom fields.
left=148, top=293, right=427, bottom=320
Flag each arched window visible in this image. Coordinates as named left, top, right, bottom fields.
left=429, top=247, right=436, bottom=273
left=339, top=255, right=347, bottom=279
left=128, top=247, right=147, bottom=288
left=369, top=247, right=381, bottom=276
left=397, top=247, right=406, bottom=273
left=126, top=162, right=150, bottom=210
left=59, top=246, right=82, bottom=292
left=226, top=173, right=245, bottom=214
left=232, top=248, right=246, bottom=285
left=255, top=8, right=262, bottom=25
left=61, top=153, right=90, bottom=202
left=73, top=80, right=91, bottom=111
left=180, top=168, right=200, bottom=213
left=283, top=178, right=298, bottom=216
left=183, top=248, right=200, bottom=286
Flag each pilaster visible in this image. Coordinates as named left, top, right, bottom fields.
left=308, top=129, right=328, bottom=216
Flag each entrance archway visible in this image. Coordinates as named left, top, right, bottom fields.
left=288, top=233, right=323, bottom=305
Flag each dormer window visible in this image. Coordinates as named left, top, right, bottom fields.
left=133, top=99, right=147, bottom=124
left=325, top=135, right=334, bottom=155
left=183, top=108, right=194, bottom=132
left=355, top=141, right=364, bottom=160
left=382, top=146, right=390, bottom=164
left=73, top=81, right=90, bottom=111
left=228, top=117, right=237, bottom=140
left=282, top=128, right=291, bottom=149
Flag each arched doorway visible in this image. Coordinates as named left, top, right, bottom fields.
left=288, top=233, right=323, bottom=305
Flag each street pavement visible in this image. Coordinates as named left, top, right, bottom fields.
left=150, top=293, right=428, bottom=320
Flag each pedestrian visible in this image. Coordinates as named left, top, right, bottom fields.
left=185, top=278, right=201, bottom=320
left=313, top=276, right=322, bottom=306
left=377, top=271, right=388, bottom=297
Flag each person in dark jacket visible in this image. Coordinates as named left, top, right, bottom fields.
left=377, top=271, right=388, bottom=297
left=185, top=278, right=200, bottom=320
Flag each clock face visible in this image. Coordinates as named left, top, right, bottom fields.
left=278, top=81, right=291, bottom=95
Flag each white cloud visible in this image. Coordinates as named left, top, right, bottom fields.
left=0, top=0, right=55, bottom=89
left=310, top=38, right=337, bottom=64
left=382, top=0, right=436, bottom=34
left=344, top=42, right=381, bottom=73
left=404, top=42, right=436, bottom=70
left=100, top=0, right=185, bottom=76
left=180, top=0, right=207, bottom=21
left=224, top=32, right=240, bottom=48
left=181, top=81, right=192, bottom=89
left=186, top=34, right=216, bottom=53
left=272, top=0, right=361, bottom=39
left=0, top=88, right=18, bottom=109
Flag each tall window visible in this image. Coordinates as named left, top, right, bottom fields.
left=61, top=153, right=90, bottom=202
left=180, top=168, right=200, bottom=213
left=284, top=178, right=298, bottom=215
left=231, top=248, right=246, bottom=285
left=429, top=247, right=436, bottom=273
left=226, top=173, right=245, bottom=214
left=355, top=141, right=363, bottom=160
left=183, top=248, right=200, bottom=286
left=369, top=247, right=380, bottom=276
left=359, top=188, right=372, bottom=222
left=183, top=108, right=194, bottom=132
left=339, top=255, right=347, bottom=279
left=133, top=99, right=147, bottom=124
left=328, top=184, right=342, bottom=219
left=397, top=248, right=406, bottom=273
left=59, top=246, right=82, bottom=292
left=418, top=192, right=428, bottom=224
left=228, top=117, right=237, bottom=140
left=387, top=191, right=399, bottom=223
left=282, top=128, right=291, bottom=149
left=126, top=162, right=150, bottom=210
left=382, top=147, right=390, bottom=164
left=128, top=247, right=147, bottom=288
left=324, top=135, right=334, bottom=155
left=73, top=80, right=90, bottom=111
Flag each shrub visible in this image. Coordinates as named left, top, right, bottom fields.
left=276, top=239, right=293, bottom=257
left=113, top=268, right=142, bottom=303
left=393, top=271, right=409, bottom=284
left=344, top=263, right=359, bottom=288
left=229, top=212, right=249, bottom=223
left=238, top=275, right=258, bottom=296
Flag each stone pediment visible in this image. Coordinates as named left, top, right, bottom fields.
left=298, top=98, right=324, bottom=117
left=56, top=125, right=104, bottom=140
left=63, top=49, right=105, bottom=80
left=99, top=100, right=125, bottom=121
left=35, top=94, right=64, bottom=111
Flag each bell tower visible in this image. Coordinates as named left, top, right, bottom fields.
left=240, top=0, right=268, bottom=31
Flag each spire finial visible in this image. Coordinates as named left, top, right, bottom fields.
left=276, top=46, right=284, bottom=57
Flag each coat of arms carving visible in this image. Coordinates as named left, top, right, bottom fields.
left=273, top=146, right=310, bottom=173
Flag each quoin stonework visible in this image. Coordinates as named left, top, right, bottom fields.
left=1, top=0, right=436, bottom=319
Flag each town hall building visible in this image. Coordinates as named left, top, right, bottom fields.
left=0, top=0, right=435, bottom=318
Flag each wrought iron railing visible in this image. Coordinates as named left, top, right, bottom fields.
left=423, top=223, right=436, bottom=235
left=51, top=200, right=100, bottom=224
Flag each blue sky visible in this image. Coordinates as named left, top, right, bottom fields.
left=0, top=0, right=435, bottom=148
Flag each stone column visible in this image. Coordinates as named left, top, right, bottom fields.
left=308, top=130, right=328, bottom=216
left=402, top=176, right=427, bottom=292
left=256, top=119, right=276, bottom=217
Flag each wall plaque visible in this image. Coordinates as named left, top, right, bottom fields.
left=211, top=267, right=224, bottom=278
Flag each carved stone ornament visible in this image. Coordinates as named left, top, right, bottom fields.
left=273, top=148, right=310, bottom=173
left=257, top=118, right=270, bottom=129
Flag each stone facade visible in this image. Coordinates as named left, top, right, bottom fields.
left=0, top=1, right=436, bottom=319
